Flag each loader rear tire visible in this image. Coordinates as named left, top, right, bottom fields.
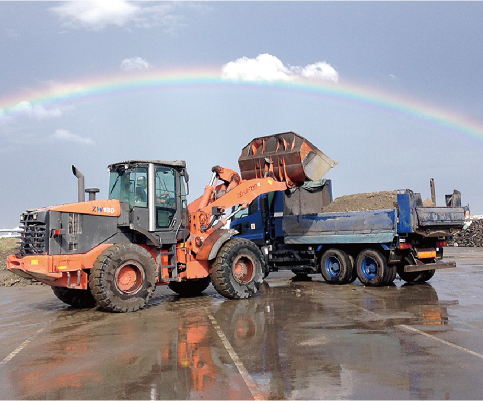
left=52, top=286, right=97, bottom=308
left=168, top=276, right=211, bottom=297
left=89, top=243, right=156, bottom=313
left=320, top=248, right=353, bottom=285
left=211, top=238, right=264, bottom=299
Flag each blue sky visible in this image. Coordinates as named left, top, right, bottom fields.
left=1, top=1, right=483, bottom=228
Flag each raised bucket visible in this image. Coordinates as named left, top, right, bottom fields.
left=238, top=132, right=338, bottom=187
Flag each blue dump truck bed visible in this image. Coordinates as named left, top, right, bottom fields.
left=231, top=182, right=467, bottom=287
left=283, top=208, right=398, bottom=244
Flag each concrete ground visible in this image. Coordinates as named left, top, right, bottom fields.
left=0, top=247, right=482, bottom=399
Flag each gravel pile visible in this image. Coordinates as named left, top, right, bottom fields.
left=448, top=219, right=483, bottom=247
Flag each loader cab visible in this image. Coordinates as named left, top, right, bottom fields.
left=108, top=160, right=189, bottom=245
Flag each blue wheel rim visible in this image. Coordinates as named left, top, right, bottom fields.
left=360, top=257, right=378, bottom=279
left=325, top=256, right=341, bottom=278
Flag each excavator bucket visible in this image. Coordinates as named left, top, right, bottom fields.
left=238, top=132, right=338, bottom=187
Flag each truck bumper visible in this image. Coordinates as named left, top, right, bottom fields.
left=403, top=258, right=456, bottom=273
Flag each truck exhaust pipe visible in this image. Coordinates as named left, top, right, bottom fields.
left=72, top=165, right=85, bottom=203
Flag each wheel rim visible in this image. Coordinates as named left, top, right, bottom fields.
left=360, top=257, right=378, bottom=279
left=325, top=256, right=341, bottom=277
left=232, top=254, right=255, bottom=285
left=115, top=261, right=145, bottom=294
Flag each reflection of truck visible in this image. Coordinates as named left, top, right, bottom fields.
left=8, top=132, right=337, bottom=312
left=230, top=179, right=465, bottom=286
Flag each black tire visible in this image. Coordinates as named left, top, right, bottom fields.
left=211, top=238, right=264, bottom=299
left=355, top=248, right=390, bottom=287
left=398, top=266, right=436, bottom=283
left=348, top=254, right=358, bottom=283
left=385, top=264, right=397, bottom=285
left=89, top=243, right=156, bottom=313
left=320, top=248, right=354, bottom=285
left=52, top=286, right=97, bottom=308
left=168, top=276, right=211, bottom=297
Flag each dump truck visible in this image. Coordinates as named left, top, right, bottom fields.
left=7, top=132, right=337, bottom=312
left=230, top=175, right=466, bottom=286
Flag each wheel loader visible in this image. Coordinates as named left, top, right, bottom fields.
left=7, top=132, right=337, bottom=312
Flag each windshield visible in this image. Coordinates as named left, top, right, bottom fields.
left=109, top=167, right=148, bottom=209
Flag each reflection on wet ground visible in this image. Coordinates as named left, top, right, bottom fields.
left=1, top=247, right=483, bottom=399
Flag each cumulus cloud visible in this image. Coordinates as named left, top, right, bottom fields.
left=11, top=101, right=62, bottom=119
left=52, top=129, right=94, bottom=145
left=49, top=1, right=208, bottom=32
left=120, top=57, right=152, bottom=72
left=222, top=54, right=339, bottom=83
left=50, top=1, right=140, bottom=30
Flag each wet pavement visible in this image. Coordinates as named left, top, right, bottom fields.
left=1, top=247, right=483, bottom=400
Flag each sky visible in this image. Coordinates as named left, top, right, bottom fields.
left=1, top=1, right=483, bottom=228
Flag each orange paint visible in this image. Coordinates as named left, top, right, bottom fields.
left=49, top=199, right=121, bottom=217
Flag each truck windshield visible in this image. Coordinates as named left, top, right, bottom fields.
left=109, top=167, right=148, bottom=209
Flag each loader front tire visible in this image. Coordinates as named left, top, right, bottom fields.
left=89, top=243, right=156, bottom=313
left=168, top=276, right=211, bottom=297
left=211, top=238, right=264, bottom=299
left=52, top=286, right=97, bottom=308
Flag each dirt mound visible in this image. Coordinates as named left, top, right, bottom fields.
left=321, top=191, right=398, bottom=213
left=0, top=238, right=42, bottom=287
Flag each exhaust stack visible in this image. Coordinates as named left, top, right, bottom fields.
left=72, top=165, right=85, bottom=203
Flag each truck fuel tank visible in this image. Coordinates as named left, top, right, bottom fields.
left=238, top=131, right=338, bottom=187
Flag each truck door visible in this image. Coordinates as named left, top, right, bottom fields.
left=230, top=197, right=266, bottom=245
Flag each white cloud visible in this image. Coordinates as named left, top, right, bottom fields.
left=12, top=101, right=62, bottom=119
left=50, top=1, right=141, bottom=30
left=49, top=1, right=208, bottom=32
left=52, top=129, right=94, bottom=145
left=222, top=54, right=339, bottom=83
left=120, top=57, right=152, bottom=72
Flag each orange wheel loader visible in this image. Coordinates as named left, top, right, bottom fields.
left=7, top=132, right=337, bottom=312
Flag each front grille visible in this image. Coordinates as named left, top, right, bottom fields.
left=19, top=211, right=48, bottom=256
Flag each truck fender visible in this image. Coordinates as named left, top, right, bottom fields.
left=197, top=229, right=239, bottom=261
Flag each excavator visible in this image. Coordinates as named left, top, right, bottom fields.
left=7, top=132, right=337, bottom=312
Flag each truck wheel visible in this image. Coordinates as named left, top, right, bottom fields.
left=52, top=286, right=97, bottom=308
left=385, top=265, right=397, bottom=285
left=320, top=249, right=353, bottom=284
left=211, top=238, right=264, bottom=299
left=168, top=277, right=211, bottom=297
left=398, top=267, right=435, bottom=283
left=356, top=249, right=390, bottom=287
left=90, top=243, right=156, bottom=313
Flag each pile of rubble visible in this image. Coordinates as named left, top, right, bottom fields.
left=448, top=219, right=483, bottom=247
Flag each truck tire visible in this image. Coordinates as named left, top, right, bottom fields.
left=52, top=286, right=97, bottom=308
left=398, top=267, right=435, bottom=283
left=385, top=265, right=397, bottom=285
left=89, top=243, right=156, bottom=313
left=356, top=248, right=390, bottom=287
left=211, top=238, right=264, bottom=299
left=168, top=277, right=211, bottom=297
left=320, top=248, right=353, bottom=284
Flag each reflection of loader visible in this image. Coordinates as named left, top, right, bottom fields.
left=8, top=132, right=336, bottom=312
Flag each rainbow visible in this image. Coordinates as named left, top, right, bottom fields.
left=1, top=68, right=483, bottom=141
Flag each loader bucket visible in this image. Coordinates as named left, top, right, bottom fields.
left=238, top=132, right=338, bottom=187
